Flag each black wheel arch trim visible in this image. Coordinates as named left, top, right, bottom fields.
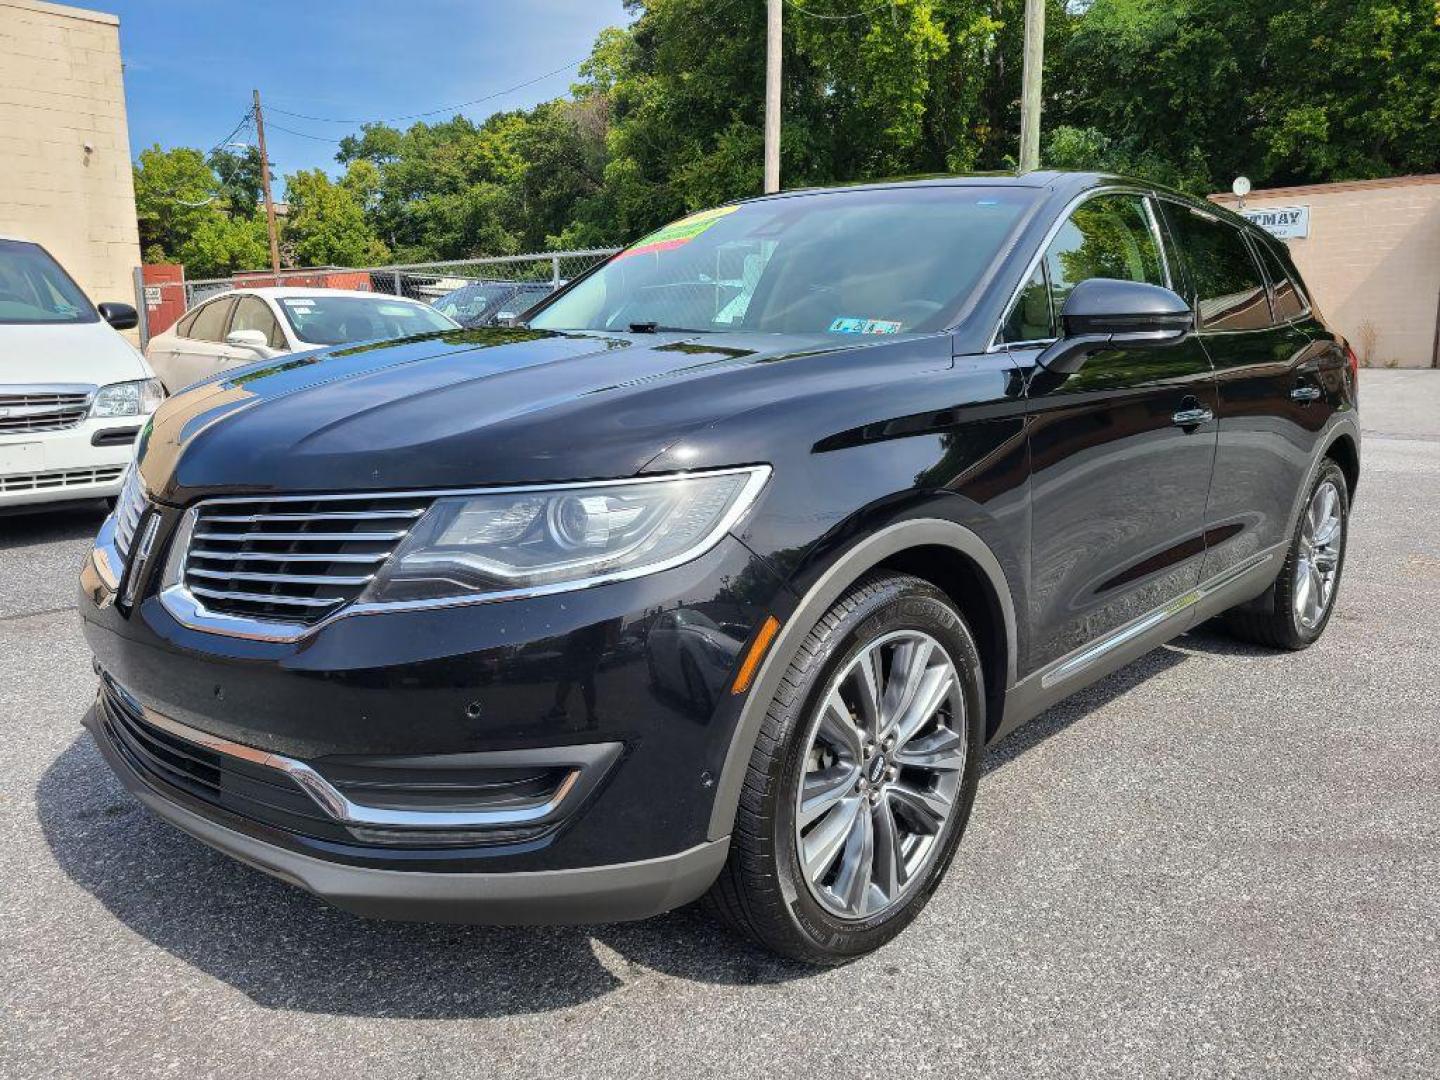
left=706, top=517, right=1018, bottom=842
left=1291, top=417, right=1361, bottom=537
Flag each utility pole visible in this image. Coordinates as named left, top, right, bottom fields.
left=764, top=0, right=782, bottom=193
left=252, top=89, right=282, bottom=275
left=1018, top=0, right=1045, bottom=173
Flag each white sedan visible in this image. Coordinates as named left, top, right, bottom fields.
left=144, top=287, right=460, bottom=392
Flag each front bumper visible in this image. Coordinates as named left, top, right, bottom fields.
left=86, top=699, right=728, bottom=923
left=80, top=514, right=789, bottom=919
left=0, top=419, right=141, bottom=508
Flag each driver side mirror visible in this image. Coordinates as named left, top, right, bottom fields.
left=97, top=302, right=138, bottom=331
left=1037, top=278, right=1193, bottom=376
left=225, top=329, right=270, bottom=352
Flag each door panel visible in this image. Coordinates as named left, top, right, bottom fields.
left=1194, top=323, right=1323, bottom=578
left=1158, top=202, right=1333, bottom=580
left=1014, top=191, right=1218, bottom=672
left=168, top=297, right=235, bottom=391
left=1024, top=343, right=1218, bottom=668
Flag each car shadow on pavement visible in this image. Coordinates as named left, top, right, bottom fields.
left=36, top=634, right=1236, bottom=1020
left=0, top=501, right=107, bottom=544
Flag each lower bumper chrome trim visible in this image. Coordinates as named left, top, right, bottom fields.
left=87, top=701, right=725, bottom=925
left=98, top=674, right=612, bottom=832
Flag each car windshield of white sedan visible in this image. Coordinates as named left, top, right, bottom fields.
left=529, top=186, right=1035, bottom=336
left=278, top=296, right=457, bottom=345
left=0, top=239, right=99, bottom=325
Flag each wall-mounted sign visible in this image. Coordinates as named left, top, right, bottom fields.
left=143, top=286, right=162, bottom=307
left=1240, top=205, right=1309, bottom=239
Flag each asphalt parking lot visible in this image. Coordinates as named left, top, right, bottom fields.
left=2, top=370, right=1437, bottom=1079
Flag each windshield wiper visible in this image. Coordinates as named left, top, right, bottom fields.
left=627, top=322, right=707, bottom=334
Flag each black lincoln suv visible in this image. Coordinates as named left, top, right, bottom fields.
left=80, top=172, right=1359, bottom=964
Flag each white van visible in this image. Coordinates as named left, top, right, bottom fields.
left=0, top=237, right=163, bottom=511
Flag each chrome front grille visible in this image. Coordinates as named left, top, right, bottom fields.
left=0, top=390, right=91, bottom=434
left=181, top=494, right=432, bottom=624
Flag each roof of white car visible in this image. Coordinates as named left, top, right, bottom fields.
left=225, top=286, right=424, bottom=302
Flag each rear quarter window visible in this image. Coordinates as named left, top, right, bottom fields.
left=1254, top=239, right=1307, bottom=322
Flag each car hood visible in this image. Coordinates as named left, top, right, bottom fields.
left=139, top=326, right=880, bottom=503
left=2, top=319, right=149, bottom=388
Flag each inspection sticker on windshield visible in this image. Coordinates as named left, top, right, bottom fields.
left=829, top=318, right=902, bottom=335
left=618, top=205, right=741, bottom=260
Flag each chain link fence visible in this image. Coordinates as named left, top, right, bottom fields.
left=134, top=249, right=619, bottom=348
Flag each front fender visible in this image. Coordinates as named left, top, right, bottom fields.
left=707, top=512, right=1020, bottom=842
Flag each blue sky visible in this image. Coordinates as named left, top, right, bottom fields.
left=111, top=1, right=630, bottom=185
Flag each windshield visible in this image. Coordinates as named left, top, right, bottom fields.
left=530, top=186, right=1035, bottom=336
left=433, top=283, right=516, bottom=322
left=278, top=295, right=457, bottom=345
left=0, top=239, right=99, bottom=325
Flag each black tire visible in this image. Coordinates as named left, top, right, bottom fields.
left=1225, top=458, right=1350, bottom=650
left=704, top=571, right=985, bottom=965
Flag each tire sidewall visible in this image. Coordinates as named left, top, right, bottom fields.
left=765, top=578, right=985, bottom=961
left=1280, top=460, right=1350, bottom=646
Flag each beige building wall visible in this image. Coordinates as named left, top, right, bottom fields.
left=0, top=0, right=139, bottom=309
left=1212, top=175, right=1440, bottom=369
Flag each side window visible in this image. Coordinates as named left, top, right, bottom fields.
left=229, top=296, right=284, bottom=348
left=189, top=298, right=233, bottom=343
left=1000, top=263, right=1053, bottom=343
left=1042, top=194, right=1166, bottom=312
left=1164, top=207, right=1271, bottom=331
left=175, top=307, right=199, bottom=338
left=1254, top=239, right=1306, bottom=322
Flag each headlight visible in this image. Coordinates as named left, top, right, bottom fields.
left=90, top=379, right=164, bottom=418
left=361, top=466, right=770, bottom=605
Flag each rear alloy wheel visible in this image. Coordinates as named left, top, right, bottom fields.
left=1225, top=458, right=1349, bottom=650
left=705, top=572, right=984, bottom=964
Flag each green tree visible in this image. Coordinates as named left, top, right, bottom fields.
left=133, top=145, right=220, bottom=262
left=282, top=169, right=390, bottom=267
left=208, top=145, right=264, bottom=218
left=177, top=213, right=271, bottom=277
left=1048, top=0, right=1440, bottom=191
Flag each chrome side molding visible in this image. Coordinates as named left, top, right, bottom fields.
left=1039, top=547, right=1280, bottom=690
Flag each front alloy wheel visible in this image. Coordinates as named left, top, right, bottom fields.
left=706, top=572, right=984, bottom=965
left=795, top=630, right=966, bottom=920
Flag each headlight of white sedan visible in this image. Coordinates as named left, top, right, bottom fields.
left=361, top=466, right=771, bottom=604
left=90, top=379, right=164, bottom=418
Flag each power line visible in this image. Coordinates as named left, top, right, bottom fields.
left=265, top=58, right=587, bottom=126
left=782, top=0, right=895, bottom=20
left=263, top=120, right=344, bottom=144
left=206, top=107, right=256, bottom=157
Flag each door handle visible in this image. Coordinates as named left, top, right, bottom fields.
left=1291, top=385, right=1322, bottom=402
left=1171, top=406, right=1213, bottom=428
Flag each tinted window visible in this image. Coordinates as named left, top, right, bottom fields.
left=1254, top=239, right=1306, bottom=322
left=1000, top=263, right=1053, bottom=343
left=278, top=295, right=456, bottom=346
left=230, top=295, right=285, bottom=348
left=0, top=239, right=98, bottom=325
left=530, top=187, right=1036, bottom=336
left=433, top=283, right=517, bottom=323
left=1165, top=207, right=1271, bottom=331
left=189, top=298, right=233, bottom=342
left=1042, top=194, right=1166, bottom=312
